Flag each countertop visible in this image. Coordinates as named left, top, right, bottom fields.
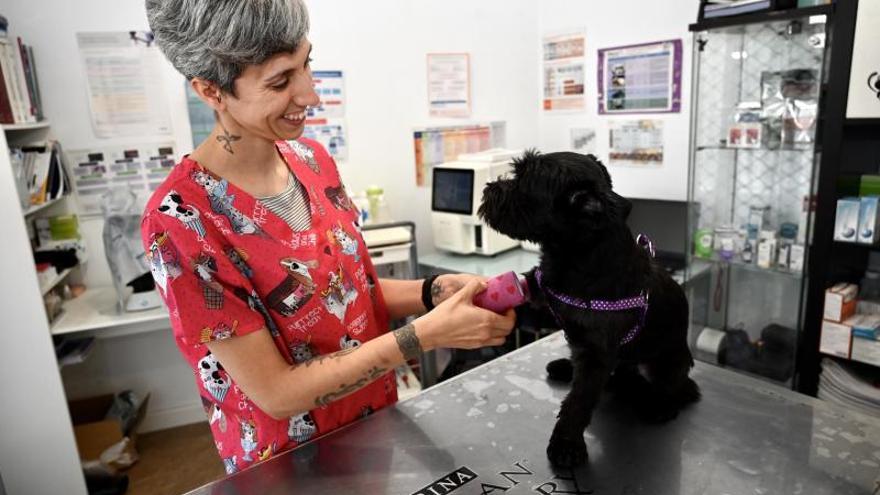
left=188, top=331, right=880, bottom=494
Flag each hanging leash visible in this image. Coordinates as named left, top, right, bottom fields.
left=535, top=234, right=654, bottom=346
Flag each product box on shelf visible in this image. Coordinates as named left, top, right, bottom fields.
left=747, top=206, right=770, bottom=240
left=820, top=317, right=855, bottom=358
left=789, top=244, right=805, bottom=271
left=852, top=314, right=880, bottom=340
left=858, top=196, right=880, bottom=244
left=851, top=336, right=880, bottom=367
left=859, top=175, right=880, bottom=197
left=823, top=283, right=859, bottom=322
left=834, top=198, right=860, bottom=242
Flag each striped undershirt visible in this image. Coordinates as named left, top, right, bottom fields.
left=257, top=171, right=313, bottom=231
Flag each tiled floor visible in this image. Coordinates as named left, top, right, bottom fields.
left=126, top=422, right=225, bottom=495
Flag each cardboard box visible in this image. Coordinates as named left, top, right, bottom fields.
left=834, top=198, right=860, bottom=242
left=851, top=335, right=880, bottom=367
left=68, top=392, right=149, bottom=467
left=823, top=283, right=859, bottom=322
left=820, top=318, right=854, bottom=358
left=858, top=196, right=880, bottom=244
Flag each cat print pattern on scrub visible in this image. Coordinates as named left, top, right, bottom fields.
left=147, top=232, right=182, bottom=293
left=266, top=257, right=319, bottom=317
left=158, top=190, right=206, bottom=238
left=239, top=419, right=258, bottom=462
left=288, top=412, right=317, bottom=443
left=192, top=253, right=224, bottom=309
left=289, top=140, right=320, bottom=174
left=327, top=222, right=360, bottom=262
left=324, top=184, right=354, bottom=211
left=191, top=170, right=266, bottom=236
left=320, top=265, right=359, bottom=322
left=289, top=340, right=316, bottom=364
left=198, top=352, right=231, bottom=403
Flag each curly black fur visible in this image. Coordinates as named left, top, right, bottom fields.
left=480, top=150, right=700, bottom=468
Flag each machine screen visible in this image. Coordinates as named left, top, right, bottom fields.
left=432, top=169, right=475, bottom=215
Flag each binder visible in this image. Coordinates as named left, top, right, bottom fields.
left=17, top=37, right=38, bottom=121
left=0, top=42, right=23, bottom=123
left=8, top=38, right=34, bottom=122
left=0, top=57, right=14, bottom=124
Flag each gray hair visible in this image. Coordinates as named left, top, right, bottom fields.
left=146, top=0, right=310, bottom=95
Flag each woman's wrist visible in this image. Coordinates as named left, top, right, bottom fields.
left=410, top=316, right=437, bottom=352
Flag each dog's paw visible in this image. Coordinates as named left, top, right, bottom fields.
left=546, top=435, right=588, bottom=468
left=546, top=358, right=573, bottom=383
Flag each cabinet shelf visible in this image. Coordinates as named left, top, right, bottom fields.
left=695, top=145, right=815, bottom=153
left=691, top=257, right=803, bottom=281
left=2, top=121, right=50, bottom=131
left=689, top=4, right=833, bottom=32
left=22, top=195, right=66, bottom=218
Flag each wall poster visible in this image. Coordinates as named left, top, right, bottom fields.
left=598, top=39, right=682, bottom=114
left=542, top=32, right=586, bottom=112
left=608, top=120, right=663, bottom=167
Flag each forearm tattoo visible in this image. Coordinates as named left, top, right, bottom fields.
left=314, top=366, right=387, bottom=407
left=394, top=323, right=423, bottom=361
left=301, top=347, right=357, bottom=368
left=216, top=121, right=241, bottom=154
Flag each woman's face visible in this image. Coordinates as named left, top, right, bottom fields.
left=224, top=39, right=320, bottom=141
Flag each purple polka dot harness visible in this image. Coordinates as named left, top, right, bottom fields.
left=535, top=234, right=654, bottom=346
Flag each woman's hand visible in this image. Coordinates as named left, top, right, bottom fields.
left=415, top=279, right=516, bottom=350
left=430, top=273, right=488, bottom=307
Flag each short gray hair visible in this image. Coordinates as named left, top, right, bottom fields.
left=146, top=0, right=310, bottom=94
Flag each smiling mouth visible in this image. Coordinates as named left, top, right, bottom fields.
left=282, top=110, right=307, bottom=126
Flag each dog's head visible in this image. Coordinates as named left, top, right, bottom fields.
left=478, top=150, right=631, bottom=246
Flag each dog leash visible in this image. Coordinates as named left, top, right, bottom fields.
left=534, top=234, right=653, bottom=346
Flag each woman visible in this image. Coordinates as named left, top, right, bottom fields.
left=142, top=0, right=516, bottom=474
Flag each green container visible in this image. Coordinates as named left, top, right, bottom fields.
left=694, top=229, right=714, bottom=259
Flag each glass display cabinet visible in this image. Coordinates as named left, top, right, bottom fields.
left=685, top=8, right=833, bottom=387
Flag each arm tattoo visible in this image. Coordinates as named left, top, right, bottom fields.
left=301, top=347, right=357, bottom=368
left=314, top=366, right=388, bottom=407
left=216, top=122, right=241, bottom=154
left=393, top=323, right=422, bottom=361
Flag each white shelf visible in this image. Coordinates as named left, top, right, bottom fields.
left=2, top=121, right=50, bottom=131
left=23, top=195, right=66, bottom=217
left=51, top=286, right=170, bottom=337
left=40, top=267, right=72, bottom=296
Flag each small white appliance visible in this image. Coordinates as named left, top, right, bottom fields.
left=431, top=149, right=522, bottom=256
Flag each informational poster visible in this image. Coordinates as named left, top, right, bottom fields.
left=185, top=82, right=215, bottom=149
left=598, top=39, right=682, bottom=114
left=608, top=120, right=663, bottom=166
left=68, top=143, right=176, bottom=215
left=309, top=70, right=346, bottom=119
left=570, top=128, right=597, bottom=155
left=302, top=119, right=347, bottom=161
left=76, top=31, right=173, bottom=138
left=543, top=32, right=586, bottom=112
left=427, top=53, right=471, bottom=118
left=413, top=122, right=506, bottom=187
left=846, top=1, right=880, bottom=119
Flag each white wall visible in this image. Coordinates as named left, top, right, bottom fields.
left=307, top=0, right=541, bottom=252
left=537, top=0, right=697, bottom=201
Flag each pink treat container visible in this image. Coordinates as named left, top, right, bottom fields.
left=473, top=271, right=529, bottom=313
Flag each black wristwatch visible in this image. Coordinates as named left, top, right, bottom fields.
left=421, top=274, right=440, bottom=311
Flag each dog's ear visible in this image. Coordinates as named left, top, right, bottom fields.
left=569, top=190, right=604, bottom=215
left=588, top=156, right=613, bottom=187
left=513, top=149, right=541, bottom=174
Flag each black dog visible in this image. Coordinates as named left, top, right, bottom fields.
left=479, top=150, right=699, bottom=468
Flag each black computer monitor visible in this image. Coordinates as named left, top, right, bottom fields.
left=625, top=198, right=694, bottom=272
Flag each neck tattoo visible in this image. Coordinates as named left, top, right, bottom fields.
left=216, top=122, right=241, bottom=155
